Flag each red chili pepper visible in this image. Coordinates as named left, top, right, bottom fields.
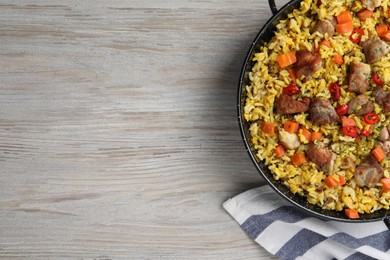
left=343, top=126, right=358, bottom=137
left=372, top=73, right=384, bottom=86
left=349, top=28, right=364, bottom=44
left=329, top=83, right=341, bottom=101
left=336, top=104, right=349, bottom=116
left=363, top=112, right=379, bottom=124
left=283, top=84, right=300, bottom=95
left=360, top=129, right=371, bottom=137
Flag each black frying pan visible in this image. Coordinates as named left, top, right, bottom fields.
left=238, top=0, right=390, bottom=226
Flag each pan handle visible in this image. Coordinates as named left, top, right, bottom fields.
left=384, top=216, right=390, bottom=230
left=268, top=0, right=278, bottom=15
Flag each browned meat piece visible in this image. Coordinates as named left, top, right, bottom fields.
left=373, top=87, right=390, bottom=112
left=309, top=98, right=339, bottom=125
left=362, top=38, right=390, bottom=64
left=362, top=0, right=381, bottom=10
left=384, top=95, right=390, bottom=112
left=306, top=142, right=335, bottom=172
left=276, top=94, right=310, bottom=115
left=347, top=95, right=374, bottom=115
left=373, top=86, right=388, bottom=106
left=354, top=157, right=384, bottom=188
left=378, top=125, right=389, bottom=141
left=377, top=140, right=390, bottom=154
left=340, top=157, right=356, bottom=171
left=313, top=19, right=335, bottom=36
left=348, top=61, right=371, bottom=94
left=295, top=50, right=322, bottom=77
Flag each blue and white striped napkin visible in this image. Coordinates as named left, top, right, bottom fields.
left=223, top=185, right=390, bottom=260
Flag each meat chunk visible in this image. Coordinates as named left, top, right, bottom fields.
left=373, top=86, right=388, bottom=105
left=278, top=129, right=300, bottom=150
left=313, top=19, right=335, bottom=37
left=348, top=61, right=371, bottom=94
left=378, top=125, right=389, bottom=141
left=379, top=140, right=390, bottom=154
left=384, top=95, right=390, bottom=112
left=354, top=157, right=384, bottom=188
left=362, top=0, right=381, bottom=10
left=340, top=157, right=356, bottom=171
left=295, top=50, right=322, bottom=77
left=347, top=95, right=374, bottom=115
left=306, top=142, right=335, bottom=172
left=309, top=98, right=339, bottom=125
left=276, top=94, right=310, bottom=115
left=362, top=38, right=390, bottom=64
left=373, top=87, right=390, bottom=112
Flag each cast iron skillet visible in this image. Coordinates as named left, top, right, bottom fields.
left=238, top=0, right=390, bottom=226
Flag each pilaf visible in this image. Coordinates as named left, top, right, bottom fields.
left=244, top=0, right=390, bottom=218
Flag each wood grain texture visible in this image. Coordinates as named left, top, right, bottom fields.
left=0, top=0, right=288, bottom=259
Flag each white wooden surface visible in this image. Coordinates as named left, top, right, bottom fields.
left=0, top=1, right=287, bottom=259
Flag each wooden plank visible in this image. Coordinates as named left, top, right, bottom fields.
left=0, top=0, right=287, bottom=258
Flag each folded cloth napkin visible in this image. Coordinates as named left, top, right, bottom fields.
left=223, top=185, right=390, bottom=260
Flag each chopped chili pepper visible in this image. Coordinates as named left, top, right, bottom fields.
left=363, top=112, right=379, bottom=124
left=328, top=83, right=341, bottom=101
left=336, top=104, right=348, bottom=116
left=360, top=128, right=371, bottom=137
left=372, top=73, right=384, bottom=86
left=283, top=84, right=300, bottom=95
left=343, top=126, right=358, bottom=137
left=349, top=28, right=364, bottom=44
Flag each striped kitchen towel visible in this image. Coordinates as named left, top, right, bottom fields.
left=223, top=185, right=390, bottom=260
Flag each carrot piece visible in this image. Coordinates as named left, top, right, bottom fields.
left=299, top=126, right=312, bottom=142
left=310, top=132, right=322, bottom=142
left=382, top=31, right=390, bottom=42
left=324, top=176, right=338, bottom=187
left=324, top=175, right=346, bottom=187
left=371, top=147, right=386, bottom=162
left=291, top=152, right=307, bottom=166
left=345, top=208, right=359, bottom=219
left=336, top=10, right=353, bottom=24
left=341, top=117, right=356, bottom=127
left=376, top=24, right=388, bottom=37
left=336, top=21, right=353, bottom=34
left=261, top=122, right=275, bottom=136
left=275, top=144, right=285, bottom=158
left=380, top=178, right=390, bottom=193
left=337, top=175, right=346, bottom=186
left=288, top=69, right=297, bottom=83
left=316, top=39, right=331, bottom=51
left=333, top=54, right=344, bottom=65
left=277, top=51, right=297, bottom=69
left=357, top=8, right=374, bottom=21
left=284, top=120, right=299, bottom=134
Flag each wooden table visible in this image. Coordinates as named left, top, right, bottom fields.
left=0, top=1, right=285, bottom=258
